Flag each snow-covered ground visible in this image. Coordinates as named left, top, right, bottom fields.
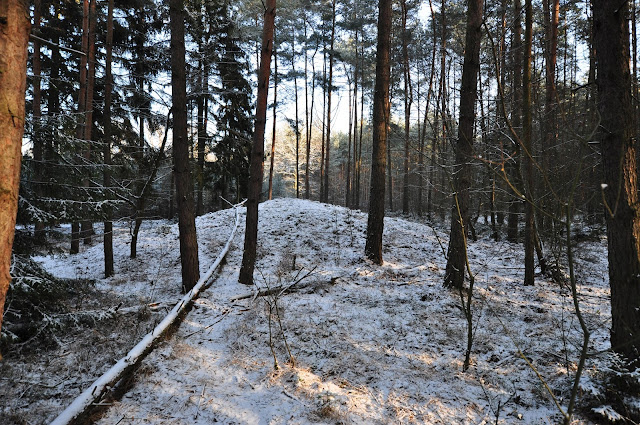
left=1, top=199, right=622, bottom=424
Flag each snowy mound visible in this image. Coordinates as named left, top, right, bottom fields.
left=8, top=199, right=612, bottom=424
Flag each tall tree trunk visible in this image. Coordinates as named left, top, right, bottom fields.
left=352, top=32, right=359, bottom=209
left=320, top=38, right=326, bottom=200
left=239, top=0, right=276, bottom=285
left=387, top=111, right=393, bottom=211
left=103, top=0, right=115, bottom=278
left=593, top=0, right=640, bottom=367
left=418, top=10, right=437, bottom=217
left=356, top=51, right=365, bottom=209
left=81, top=0, right=97, bottom=245
left=438, top=0, right=448, bottom=220
left=268, top=42, right=277, bottom=200
left=304, top=14, right=312, bottom=200
left=32, top=0, right=45, bottom=241
left=345, top=68, right=352, bottom=208
left=507, top=0, right=523, bottom=243
left=523, top=0, right=535, bottom=286
left=196, top=55, right=207, bottom=216
left=541, top=0, right=559, bottom=234
left=72, top=0, right=89, bottom=255
left=293, top=44, right=300, bottom=199
left=401, top=0, right=412, bottom=215
left=0, top=0, right=30, bottom=358
left=170, top=0, right=200, bottom=292
left=443, top=0, right=483, bottom=289
left=365, top=0, right=392, bottom=265
left=323, top=0, right=336, bottom=204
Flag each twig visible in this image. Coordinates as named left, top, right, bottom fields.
left=230, top=266, right=318, bottom=301
left=194, top=384, right=206, bottom=420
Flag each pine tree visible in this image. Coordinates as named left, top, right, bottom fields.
left=170, top=0, right=200, bottom=292
left=239, top=0, right=276, bottom=285
left=365, top=0, right=392, bottom=265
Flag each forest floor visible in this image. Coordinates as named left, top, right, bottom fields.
left=0, top=198, right=632, bottom=424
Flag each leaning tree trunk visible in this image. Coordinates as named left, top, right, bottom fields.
left=364, top=0, right=392, bottom=265
left=170, top=0, right=200, bottom=292
left=593, top=0, right=640, bottom=367
left=0, top=0, right=30, bottom=358
left=443, top=0, right=483, bottom=289
left=239, top=0, right=276, bottom=285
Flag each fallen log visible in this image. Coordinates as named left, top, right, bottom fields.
left=50, top=202, right=245, bottom=425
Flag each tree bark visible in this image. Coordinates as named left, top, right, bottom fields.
left=293, top=42, right=300, bottom=199
left=507, top=0, right=523, bottom=243
left=239, top=0, right=276, bottom=285
left=593, top=0, right=640, bottom=367
left=268, top=41, right=277, bottom=200
left=443, top=0, right=483, bottom=289
left=196, top=53, right=207, bottom=217
left=522, top=0, right=535, bottom=286
left=401, top=0, right=412, bottom=215
left=0, top=0, right=30, bottom=357
left=170, top=0, right=200, bottom=292
left=364, top=0, right=392, bottom=265
left=103, top=0, right=114, bottom=278
left=32, top=0, right=45, bottom=241
left=81, top=0, right=96, bottom=245
left=322, top=1, right=336, bottom=204
left=71, top=0, right=90, bottom=255
left=304, top=13, right=312, bottom=200
left=345, top=67, right=352, bottom=208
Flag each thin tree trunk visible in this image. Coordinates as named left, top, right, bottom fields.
left=438, top=0, right=447, bottom=220
left=419, top=8, right=437, bottom=217
left=365, top=0, right=392, bottom=264
left=72, top=0, right=89, bottom=255
left=541, top=0, right=559, bottom=235
left=402, top=0, right=412, bottom=215
left=304, top=14, right=312, bottom=199
left=387, top=107, right=393, bottom=211
left=196, top=57, right=206, bottom=216
left=32, top=0, right=45, bottom=241
left=170, top=0, right=200, bottom=292
left=103, top=0, right=115, bottom=278
left=443, top=0, right=483, bottom=289
left=323, top=0, right=336, bottom=204
left=356, top=55, right=365, bottom=209
left=268, top=42, right=277, bottom=200
left=523, top=0, right=535, bottom=286
left=239, top=0, right=276, bottom=285
left=293, top=44, right=300, bottom=199
left=507, top=0, right=523, bottom=243
left=352, top=31, right=359, bottom=209
left=81, top=0, right=97, bottom=245
left=345, top=67, right=352, bottom=208
left=320, top=37, right=327, bottom=200
left=0, top=0, right=30, bottom=356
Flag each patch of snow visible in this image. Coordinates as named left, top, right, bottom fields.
left=6, top=199, right=615, bottom=424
